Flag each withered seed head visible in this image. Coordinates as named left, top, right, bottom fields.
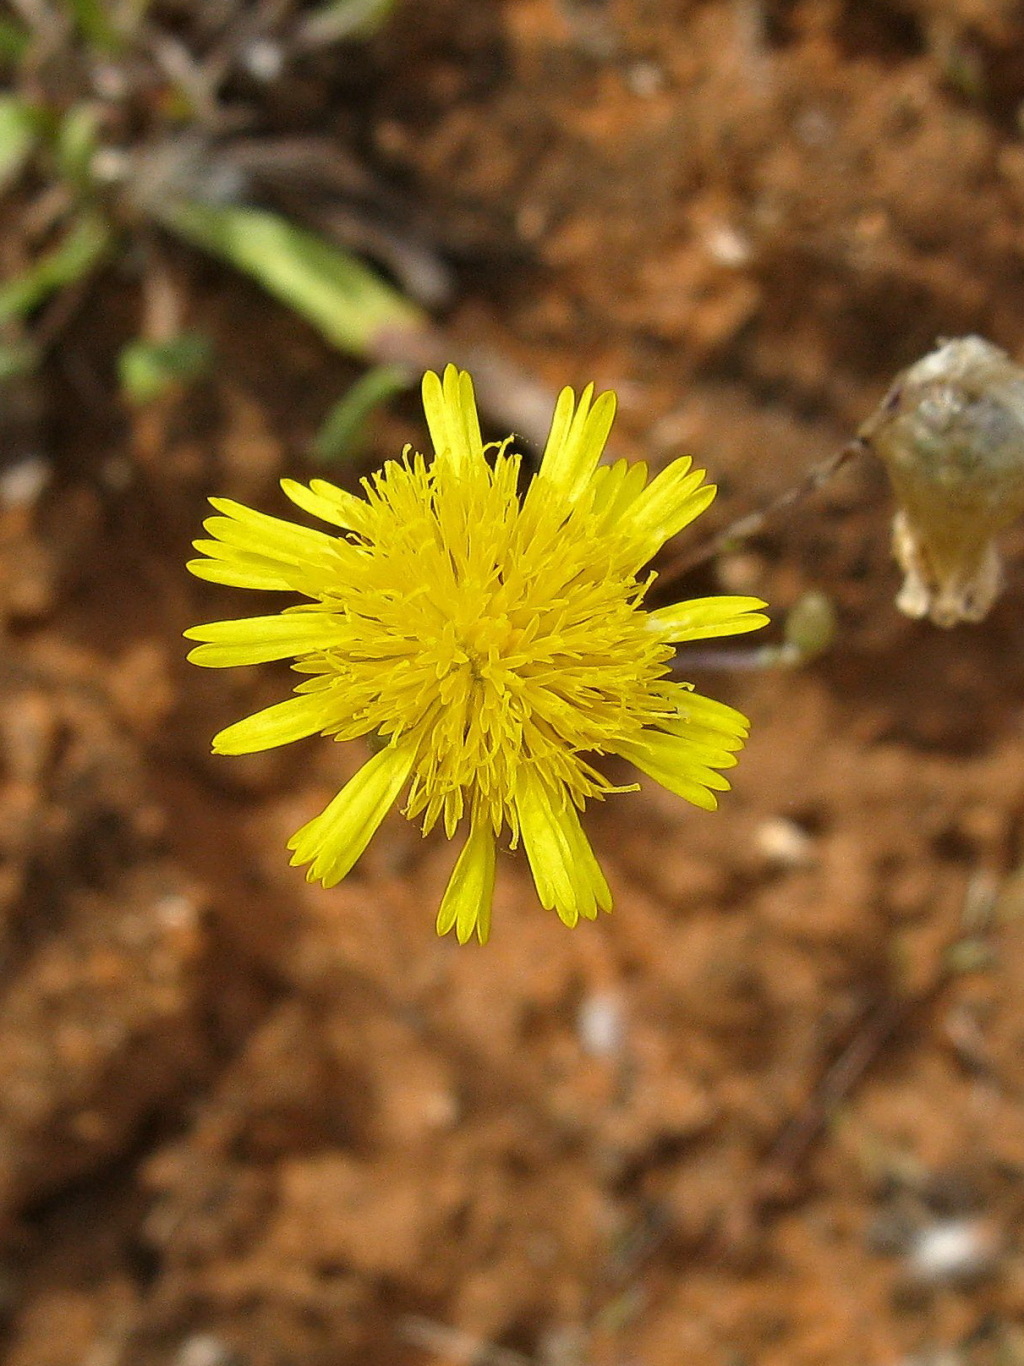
left=861, top=336, right=1024, bottom=627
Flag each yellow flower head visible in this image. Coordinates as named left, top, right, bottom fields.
left=185, top=366, right=767, bottom=943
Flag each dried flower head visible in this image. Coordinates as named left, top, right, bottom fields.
left=862, top=336, right=1024, bottom=627
left=185, top=366, right=767, bottom=943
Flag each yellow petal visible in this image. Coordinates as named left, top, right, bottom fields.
left=436, top=815, right=496, bottom=945
left=590, top=457, right=649, bottom=525
left=665, top=687, right=750, bottom=739
left=421, top=365, right=483, bottom=476
left=185, top=611, right=348, bottom=667
left=212, top=691, right=338, bottom=754
left=623, top=457, right=716, bottom=560
left=537, top=385, right=616, bottom=502
left=280, top=478, right=369, bottom=533
left=515, top=770, right=611, bottom=927
left=206, top=498, right=337, bottom=568
left=186, top=554, right=294, bottom=591
left=616, top=730, right=735, bottom=810
left=188, top=497, right=342, bottom=593
left=654, top=716, right=746, bottom=753
left=287, top=742, right=416, bottom=886
left=648, top=596, right=770, bottom=642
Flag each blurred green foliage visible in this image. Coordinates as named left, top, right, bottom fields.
left=2, top=0, right=424, bottom=430
left=119, top=331, right=213, bottom=404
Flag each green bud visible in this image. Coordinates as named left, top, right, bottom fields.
left=783, top=591, right=836, bottom=662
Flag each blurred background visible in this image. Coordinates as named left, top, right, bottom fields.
left=3, top=1, right=1024, bottom=1363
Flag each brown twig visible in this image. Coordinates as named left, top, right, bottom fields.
left=657, top=435, right=869, bottom=588
left=752, top=943, right=966, bottom=1211
left=754, top=993, right=908, bottom=1205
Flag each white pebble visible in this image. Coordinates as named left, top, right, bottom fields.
left=0, top=456, right=50, bottom=510
left=704, top=222, right=753, bottom=268
left=754, top=817, right=815, bottom=868
left=154, top=894, right=197, bottom=931
left=242, top=39, right=284, bottom=82
left=906, top=1218, right=998, bottom=1284
left=577, top=991, right=624, bottom=1058
left=173, top=1335, right=236, bottom=1366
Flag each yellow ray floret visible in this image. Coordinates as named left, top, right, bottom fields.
left=185, top=365, right=767, bottom=943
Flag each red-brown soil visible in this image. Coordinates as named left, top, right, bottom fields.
left=4, top=2, right=1024, bottom=1363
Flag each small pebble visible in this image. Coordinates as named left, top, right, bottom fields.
left=625, top=62, right=666, bottom=98
left=241, top=39, right=284, bottom=82
left=577, top=991, right=624, bottom=1058
left=0, top=456, right=50, bottom=510
left=754, top=817, right=816, bottom=869
left=173, top=1335, right=240, bottom=1366
left=704, top=222, right=752, bottom=268
left=906, top=1217, right=999, bottom=1284
left=715, top=550, right=768, bottom=595
left=153, top=894, right=197, bottom=931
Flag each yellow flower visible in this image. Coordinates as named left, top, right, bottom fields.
left=185, top=366, right=767, bottom=944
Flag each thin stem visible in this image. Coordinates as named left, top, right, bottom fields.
left=658, top=435, right=868, bottom=587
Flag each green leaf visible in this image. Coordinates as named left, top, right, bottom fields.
left=162, top=202, right=425, bottom=358
left=0, top=340, right=38, bottom=383
left=0, top=96, right=40, bottom=193
left=0, top=19, right=30, bottom=64
left=62, top=0, right=122, bottom=52
left=299, top=0, right=396, bottom=45
left=118, top=331, right=213, bottom=404
left=0, top=215, right=110, bottom=324
left=55, top=103, right=102, bottom=191
left=311, top=364, right=412, bottom=462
